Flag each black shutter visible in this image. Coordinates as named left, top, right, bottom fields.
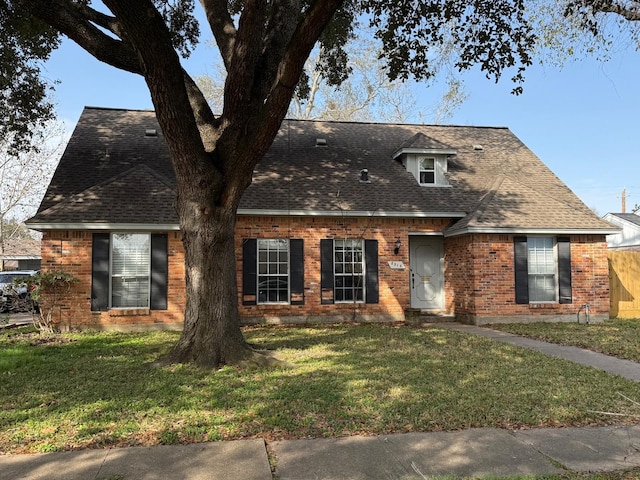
left=320, top=239, right=334, bottom=304
left=290, top=239, right=304, bottom=305
left=364, top=239, right=379, bottom=304
left=150, top=234, right=168, bottom=310
left=514, top=236, right=529, bottom=304
left=557, top=237, right=572, bottom=304
left=91, top=233, right=110, bottom=311
left=242, top=239, right=257, bottom=305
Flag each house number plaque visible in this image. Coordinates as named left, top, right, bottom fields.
left=388, top=261, right=405, bottom=270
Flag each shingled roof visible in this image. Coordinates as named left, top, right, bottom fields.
left=27, top=106, right=615, bottom=235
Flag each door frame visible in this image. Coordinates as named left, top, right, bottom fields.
left=409, top=234, right=445, bottom=310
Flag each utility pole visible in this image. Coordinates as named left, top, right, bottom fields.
left=618, top=187, right=629, bottom=213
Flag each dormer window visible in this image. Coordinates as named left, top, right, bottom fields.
left=419, top=157, right=436, bottom=185
left=393, top=133, right=456, bottom=188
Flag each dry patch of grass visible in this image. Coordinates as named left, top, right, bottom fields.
left=2, top=324, right=640, bottom=453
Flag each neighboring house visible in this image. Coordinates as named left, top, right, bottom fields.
left=0, top=236, right=42, bottom=271
left=26, top=107, right=618, bottom=330
left=603, top=212, right=640, bottom=250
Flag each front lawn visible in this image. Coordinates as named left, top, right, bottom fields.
left=489, top=319, right=640, bottom=363
left=1, top=324, right=639, bottom=454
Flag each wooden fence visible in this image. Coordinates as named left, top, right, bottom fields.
left=609, top=251, right=640, bottom=318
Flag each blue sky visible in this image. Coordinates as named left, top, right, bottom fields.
left=43, top=29, right=640, bottom=217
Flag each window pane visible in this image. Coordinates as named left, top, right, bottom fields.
left=257, top=239, right=290, bottom=304
left=527, top=237, right=556, bottom=302
left=334, top=239, right=364, bottom=303
left=111, top=233, right=150, bottom=308
left=420, top=171, right=435, bottom=184
left=420, top=157, right=435, bottom=169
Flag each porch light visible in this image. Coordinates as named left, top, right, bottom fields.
left=394, top=238, right=402, bottom=255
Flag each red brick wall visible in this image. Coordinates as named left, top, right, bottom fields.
left=39, top=221, right=610, bottom=329
left=444, top=233, right=610, bottom=323
left=40, top=231, right=185, bottom=330
left=234, top=216, right=449, bottom=323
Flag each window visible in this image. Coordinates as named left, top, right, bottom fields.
left=514, top=236, right=572, bottom=305
left=527, top=237, right=556, bottom=302
left=257, top=239, right=289, bottom=303
left=334, top=239, right=364, bottom=302
left=320, top=239, right=379, bottom=305
left=91, top=233, right=168, bottom=311
left=419, top=157, right=435, bottom=184
left=242, top=239, right=304, bottom=306
left=111, top=233, right=150, bottom=308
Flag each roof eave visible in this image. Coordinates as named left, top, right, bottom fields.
left=392, top=147, right=457, bottom=159
left=237, top=209, right=467, bottom=218
left=25, top=222, right=181, bottom=231
left=444, top=226, right=621, bottom=237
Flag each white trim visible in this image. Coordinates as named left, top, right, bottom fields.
left=408, top=232, right=444, bottom=236
left=25, top=223, right=180, bottom=231
left=392, top=147, right=457, bottom=158
left=237, top=209, right=466, bottom=218
left=444, top=227, right=620, bottom=237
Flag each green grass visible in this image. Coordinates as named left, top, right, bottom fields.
left=488, top=319, right=640, bottom=363
left=1, top=324, right=640, bottom=454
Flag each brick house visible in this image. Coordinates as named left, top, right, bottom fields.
left=26, top=107, right=617, bottom=330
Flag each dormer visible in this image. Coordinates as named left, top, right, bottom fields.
left=393, top=133, right=456, bottom=187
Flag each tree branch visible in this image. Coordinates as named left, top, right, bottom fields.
left=200, top=0, right=237, bottom=68
left=263, top=0, right=345, bottom=120
left=14, top=0, right=142, bottom=74
left=102, top=0, right=223, bottom=193
left=589, top=0, right=640, bottom=20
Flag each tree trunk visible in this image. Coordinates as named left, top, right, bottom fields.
left=164, top=200, right=252, bottom=367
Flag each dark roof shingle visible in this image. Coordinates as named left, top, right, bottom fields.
left=28, top=107, right=615, bottom=234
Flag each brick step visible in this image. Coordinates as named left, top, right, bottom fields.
left=404, top=309, right=456, bottom=323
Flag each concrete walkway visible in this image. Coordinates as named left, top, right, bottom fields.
left=438, top=323, right=640, bottom=382
left=2, top=324, right=640, bottom=479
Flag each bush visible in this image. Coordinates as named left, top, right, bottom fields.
left=24, top=270, right=79, bottom=333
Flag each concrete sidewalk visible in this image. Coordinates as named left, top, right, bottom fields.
left=2, top=425, right=640, bottom=480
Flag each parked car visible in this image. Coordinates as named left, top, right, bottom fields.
left=0, top=270, right=39, bottom=313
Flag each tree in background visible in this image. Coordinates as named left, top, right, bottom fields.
left=5, top=0, right=535, bottom=367
left=197, top=30, right=467, bottom=124
left=0, top=119, right=64, bottom=269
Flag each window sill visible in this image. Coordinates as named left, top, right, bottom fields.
left=108, top=308, right=151, bottom=317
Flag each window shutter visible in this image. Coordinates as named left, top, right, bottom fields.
left=514, top=236, right=529, bottom=304
left=364, top=239, right=379, bottom=304
left=557, top=237, right=572, bottom=304
left=242, top=239, right=257, bottom=305
left=320, top=239, right=334, bottom=304
left=150, top=234, right=168, bottom=310
left=290, top=239, right=304, bottom=305
left=91, top=233, right=110, bottom=311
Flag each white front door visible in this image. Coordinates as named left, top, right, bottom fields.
left=409, top=236, right=444, bottom=310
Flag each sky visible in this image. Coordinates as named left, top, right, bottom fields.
left=42, top=21, right=640, bottom=217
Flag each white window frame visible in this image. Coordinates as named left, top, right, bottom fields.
left=527, top=236, right=558, bottom=303
left=418, top=156, right=436, bottom=185
left=334, top=239, right=365, bottom=303
left=257, top=239, right=290, bottom=304
left=110, top=233, right=151, bottom=309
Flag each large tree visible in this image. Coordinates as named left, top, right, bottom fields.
left=5, top=0, right=534, bottom=367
